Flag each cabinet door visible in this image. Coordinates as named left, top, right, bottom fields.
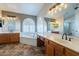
left=10, top=33, right=19, bottom=43
left=44, top=39, right=48, bottom=46
left=0, top=34, right=9, bottom=44
left=49, top=40, right=64, bottom=56
left=65, top=48, right=79, bottom=56
left=45, top=44, right=54, bottom=56
left=55, top=49, right=64, bottom=56
left=55, top=44, right=64, bottom=56
left=45, top=39, right=48, bottom=55
left=37, top=36, right=44, bottom=47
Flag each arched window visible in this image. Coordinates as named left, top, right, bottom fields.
left=37, top=17, right=47, bottom=34
left=23, top=18, right=35, bottom=34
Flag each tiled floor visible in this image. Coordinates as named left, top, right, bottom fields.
left=0, top=43, right=44, bottom=56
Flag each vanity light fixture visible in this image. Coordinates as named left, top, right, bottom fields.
left=48, top=3, right=67, bottom=15
left=1, top=16, right=17, bottom=20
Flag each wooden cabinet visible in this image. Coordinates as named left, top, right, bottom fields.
left=49, top=41, right=64, bottom=56
left=0, top=34, right=9, bottom=44
left=44, top=38, right=48, bottom=46
left=10, top=33, right=19, bottom=43
left=0, top=33, right=19, bottom=44
left=44, top=38, right=79, bottom=56
left=38, top=35, right=79, bottom=56
left=37, top=36, right=44, bottom=47
left=54, top=44, right=64, bottom=56
left=45, top=39, right=64, bottom=56
left=64, top=48, right=79, bottom=56
left=45, top=39, right=54, bottom=56
left=45, top=44, right=54, bottom=56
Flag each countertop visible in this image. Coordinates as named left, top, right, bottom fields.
left=0, top=32, right=20, bottom=34
left=37, top=33, right=79, bottom=53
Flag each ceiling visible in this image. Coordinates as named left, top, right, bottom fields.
left=0, top=3, right=79, bottom=19
left=46, top=3, right=79, bottom=19
left=0, top=3, right=46, bottom=16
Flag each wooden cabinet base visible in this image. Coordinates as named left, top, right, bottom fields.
left=45, top=39, right=64, bottom=56
left=37, top=36, right=44, bottom=47
left=10, top=33, right=19, bottom=43
left=64, top=48, right=79, bottom=56
left=44, top=38, right=79, bottom=56
left=0, top=33, right=20, bottom=44
left=45, top=45, right=54, bottom=56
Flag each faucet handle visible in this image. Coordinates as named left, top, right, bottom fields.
left=69, top=38, right=73, bottom=41
left=62, top=36, right=64, bottom=39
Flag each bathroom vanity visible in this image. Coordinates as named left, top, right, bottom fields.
left=37, top=33, right=79, bottom=56
left=0, top=32, right=20, bottom=44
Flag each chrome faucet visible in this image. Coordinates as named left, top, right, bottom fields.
left=62, top=33, right=67, bottom=40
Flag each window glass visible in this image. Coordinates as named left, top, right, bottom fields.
left=23, top=18, right=35, bottom=34
left=37, top=17, right=47, bottom=34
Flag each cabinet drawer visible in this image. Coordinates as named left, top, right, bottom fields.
left=65, top=48, right=79, bottom=56
left=49, top=40, right=64, bottom=48
left=49, top=40, right=57, bottom=47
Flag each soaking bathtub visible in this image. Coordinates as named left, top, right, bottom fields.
left=20, top=32, right=37, bottom=46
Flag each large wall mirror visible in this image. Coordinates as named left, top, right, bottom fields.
left=7, top=18, right=16, bottom=32
left=3, top=17, right=16, bottom=32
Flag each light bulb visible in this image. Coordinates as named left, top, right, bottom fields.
left=9, top=17, right=11, bottom=19
left=0, top=16, right=2, bottom=18
left=61, top=3, right=64, bottom=6
left=7, top=17, right=10, bottom=19
left=13, top=17, right=16, bottom=20
left=54, top=10, right=57, bottom=13
left=64, top=4, right=67, bottom=8
left=51, top=9, right=54, bottom=12
left=59, top=8, right=62, bottom=11
left=2, top=17, right=5, bottom=20
left=56, top=6, right=58, bottom=10
left=48, top=10, right=51, bottom=14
